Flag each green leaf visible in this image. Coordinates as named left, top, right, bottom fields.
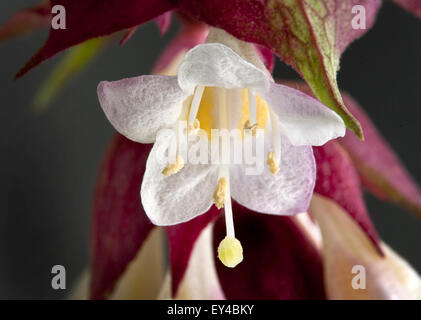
left=32, top=37, right=108, bottom=112
left=265, top=0, right=381, bottom=139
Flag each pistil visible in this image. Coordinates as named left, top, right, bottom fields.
left=215, top=87, right=243, bottom=268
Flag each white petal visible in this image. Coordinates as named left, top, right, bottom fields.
left=177, top=43, right=269, bottom=95
left=230, top=135, right=315, bottom=215
left=205, top=28, right=268, bottom=74
left=259, top=83, right=346, bottom=146
left=98, top=75, right=187, bottom=143
left=141, top=132, right=219, bottom=225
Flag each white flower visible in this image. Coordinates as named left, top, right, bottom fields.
left=97, top=41, right=345, bottom=267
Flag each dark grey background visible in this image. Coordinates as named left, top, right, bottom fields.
left=0, top=1, right=420, bottom=299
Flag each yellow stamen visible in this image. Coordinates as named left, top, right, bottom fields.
left=213, top=177, right=227, bottom=209
left=187, top=119, right=200, bottom=135
left=217, top=236, right=243, bottom=268
left=267, top=151, right=279, bottom=175
left=162, top=154, right=184, bottom=176
left=244, top=120, right=259, bottom=136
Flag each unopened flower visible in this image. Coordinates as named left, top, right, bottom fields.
left=311, top=194, right=421, bottom=300
left=97, top=30, right=345, bottom=268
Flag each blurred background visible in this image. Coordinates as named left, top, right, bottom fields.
left=0, top=1, right=420, bottom=299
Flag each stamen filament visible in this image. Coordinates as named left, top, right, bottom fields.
left=269, top=109, right=281, bottom=174
left=162, top=105, right=188, bottom=177
left=248, top=88, right=257, bottom=125
left=188, top=85, right=205, bottom=127
left=218, top=87, right=228, bottom=129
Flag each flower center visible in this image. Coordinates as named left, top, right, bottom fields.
left=188, top=86, right=269, bottom=139
left=164, top=85, right=284, bottom=268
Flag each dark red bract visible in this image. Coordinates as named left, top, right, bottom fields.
left=91, top=134, right=153, bottom=300
left=213, top=203, right=326, bottom=300
left=15, top=0, right=175, bottom=78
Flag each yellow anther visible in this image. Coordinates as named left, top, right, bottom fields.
left=187, top=119, right=200, bottom=135
left=162, top=154, right=184, bottom=176
left=267, top=151, right=279, bottom=175
left=213, top=177, right=227, bottom=209
left=217, top=236, right=243, bottom=268
left=244, top=120, right=259, bottom=136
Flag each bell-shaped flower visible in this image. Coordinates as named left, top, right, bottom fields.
left=88, top=80, right=421, bottom=300
left=97, top=32, right=345, bottom=268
